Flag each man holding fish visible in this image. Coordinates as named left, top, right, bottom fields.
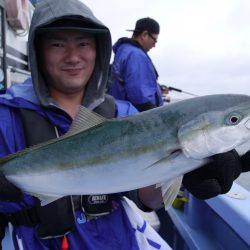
left=0, top=0, right=249, bottom=249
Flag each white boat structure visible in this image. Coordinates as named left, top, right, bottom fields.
left=0, top=0, right=33, bottom=91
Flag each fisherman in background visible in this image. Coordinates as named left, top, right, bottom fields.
left=108, top=17, right=164, bottom=111
left=0, top=1, right=249, bottom=250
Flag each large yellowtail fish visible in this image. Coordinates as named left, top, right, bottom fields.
left=1, top=94, right=250, bottom=207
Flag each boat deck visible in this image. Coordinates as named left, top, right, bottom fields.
left=161, top=181, right=250, bottom=249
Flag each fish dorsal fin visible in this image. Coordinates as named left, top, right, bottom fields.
left=64, top=106, right=107, bottom=137
left=0, top=107, right=107, bottom=165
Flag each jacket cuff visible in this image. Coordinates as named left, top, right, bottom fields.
left=127, top=190, right=154, bottom=212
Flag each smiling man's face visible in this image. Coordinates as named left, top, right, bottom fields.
left=40, top=30, right=96, bottom=95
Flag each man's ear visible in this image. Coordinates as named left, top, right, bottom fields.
left=141, top=31, right=149, bottom=40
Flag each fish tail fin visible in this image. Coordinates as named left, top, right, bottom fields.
left=161, top=176, right=183, bottom=210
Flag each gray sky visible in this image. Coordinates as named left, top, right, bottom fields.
left=82, top=0, right=250, bottom=99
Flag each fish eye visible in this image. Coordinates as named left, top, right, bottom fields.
left=227, top=113, right=241, bottom=125
left=230, top=116, right=239, bottom=123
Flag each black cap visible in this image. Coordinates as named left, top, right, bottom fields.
left=127, top=17, right=160, bottom=34
left=37, top=17, right=108, bottom=34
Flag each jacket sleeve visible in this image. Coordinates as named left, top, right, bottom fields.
left=122, top=51, right=159, bottom=108
left=0, top=105, right=41, bottom=213
left=115, top=99, right=139, bottom=117
left=0, top=105, right=26, bottom=157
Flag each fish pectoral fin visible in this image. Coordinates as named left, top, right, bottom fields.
left=145, top=150, right=182, bottom=170
left=160, top=176, right=183, bottom=210
left=65, top=105, right=107, bottom=137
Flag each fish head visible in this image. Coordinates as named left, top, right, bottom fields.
left=178, top=102, right=250, bottom=159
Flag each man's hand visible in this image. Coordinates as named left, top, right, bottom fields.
left=182, top=150, right=242, bottom=200
left=0, top=173, right=22, bottom=202
left=241, top=150, right=250, bottom=172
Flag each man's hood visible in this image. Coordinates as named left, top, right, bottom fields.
left=113, top=37, right=143, bottom=54
left=112, top=37, right=159, bottom=79
left=28, top=0, right=112, bottom=110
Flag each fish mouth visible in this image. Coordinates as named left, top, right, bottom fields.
left=245, top=118, right=250, bottom=130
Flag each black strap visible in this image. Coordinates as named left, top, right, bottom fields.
left=2, top=197, right=75, bottom=238
left=4, top=207, right=40, bottom=226
left=93, top=94, right=116, bottom=119
left=0, top=214, right=7, bottom=245
left=19, top=109, right=57, bottom=147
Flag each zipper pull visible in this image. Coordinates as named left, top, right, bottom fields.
left=61, top=235, right=69, bottom=250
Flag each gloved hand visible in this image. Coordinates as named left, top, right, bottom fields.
left=0, top=173, right=22, bottom=202
left=182, top=150, right=242, bottom=200
left=240, top=150, right=250, bottom=172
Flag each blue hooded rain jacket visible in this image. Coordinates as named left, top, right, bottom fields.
left=108, top=38, right=163, bottom=111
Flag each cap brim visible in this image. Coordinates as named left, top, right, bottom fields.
left=37, top=27, right=108, bottom=34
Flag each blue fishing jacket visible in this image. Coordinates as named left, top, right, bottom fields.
left=0, top=78, right=140, bottom=250
left=108, top=38, right=163, bottom=111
